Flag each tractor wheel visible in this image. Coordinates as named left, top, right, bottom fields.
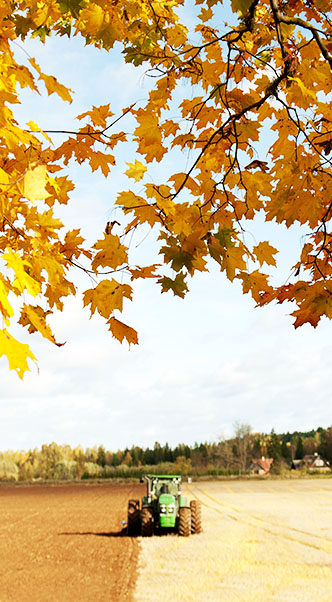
left=127, top=499, right=140, bottom=536
left=178, top=507, right=191, bottom=537
left=141, top=507, right=153, bottom=537
left=190, top=500, right=202, bottom=534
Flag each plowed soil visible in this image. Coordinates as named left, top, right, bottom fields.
left=0, top=482, right=144, bottom=602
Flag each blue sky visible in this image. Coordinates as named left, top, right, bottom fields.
left=1, top=7, right=332, bottom=452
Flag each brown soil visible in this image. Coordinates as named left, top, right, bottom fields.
left=0, top=482, right=144, bottom=602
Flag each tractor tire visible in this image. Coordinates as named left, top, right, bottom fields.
left=141, top=507, right=153, bottom=537
left=190, top=500, right=202, bottom=534
left=127, top=499, right=140, bottom=536
left=178, top=507, right=191, bottom=537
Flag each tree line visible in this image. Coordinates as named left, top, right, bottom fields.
left=1, top=424, right=332, bottom=482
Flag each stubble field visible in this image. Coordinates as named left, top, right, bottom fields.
left=1, top=479, right=332, bottom=601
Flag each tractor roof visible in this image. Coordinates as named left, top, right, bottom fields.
left=146, top=474, right=181, bottom=479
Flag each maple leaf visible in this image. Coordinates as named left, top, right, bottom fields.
left=79, top=4, right=104, bottom=35
left=130, top=265, right=160, bottom=280
left=222, top=247, right=247, bottom=281
left=237, top=270, right=273, bottom=303
left=317, top=139, right=332, bottom=155
left=92, top=234, right=128, bottom=271
left=26, top=121, right=53, bottom=144
left=159, top=273, right=189, bottom=298
left=23, top=165, right=50, bottom=202
left=83, top=280, right=132, bottom=318
left=60, top=229, right=86, bottom=260
left=161, top=245, right=193, bottom=272
left=0, top=277, right=14, bottom=324
left=125, top=160, right=147, bottom=182
left=29, top=58, right=73, bottom=102
left=19, top=305, right=65, bottom=346
left=0, top=329, right=37, bottom=379
left=245, top=160, right=269, bottom=172
left=116, top=191, right=159, bottom=227
left=108, top=317, right=138, bottom=346
left=76, top=104, right=114, bottom=128
left=89, top=151, right=115, bottom=177
left=291, top=308, right=320, bottom=329
left=3, top=250, right=40, bottom=297
left=253, top=242, right=278, bottom=267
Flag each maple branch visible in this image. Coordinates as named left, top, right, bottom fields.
left=101, top=104, right=136, bottom=133
left=1, top=217, right=25, bottom=238
left=68, top=258, right=130, bottom=277
left=269, top=7, right=332, bottom=71
left=171, top=69, right=287, bottom=201
left=274, top=94, right=332, bottom=169
left=270, top=0, right=289, bottom=62
left=26, top=104, right=135, bottom=140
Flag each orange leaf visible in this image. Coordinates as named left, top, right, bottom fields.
left=108, top=317, right=138, bottom=346
left=253, top=241, right=278, bottom=267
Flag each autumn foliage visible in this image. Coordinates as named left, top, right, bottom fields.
left=1, top=0, right=332, bottom=376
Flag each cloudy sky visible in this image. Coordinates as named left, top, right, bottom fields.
left=1, top=6, right=332, bottom=453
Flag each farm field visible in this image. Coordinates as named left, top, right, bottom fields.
left=1, top=480, right=332, bottom=601
left=135, top=479, right=332, bottom=602
left=0, top=482, right=144, bottom=602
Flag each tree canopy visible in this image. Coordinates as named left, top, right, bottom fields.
left=1, top=0, right=332, bottom=376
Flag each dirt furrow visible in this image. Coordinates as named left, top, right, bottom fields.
left=0, top=483, right=143, bottom=602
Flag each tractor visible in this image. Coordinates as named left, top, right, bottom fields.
left=127, top=474, right=201, bottom=537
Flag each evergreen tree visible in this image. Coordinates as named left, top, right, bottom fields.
left=96, top=445, right=106, bottom=467
left=267, top=429, right=281, bottom=461
left=295, top=437, right=304, bottom=460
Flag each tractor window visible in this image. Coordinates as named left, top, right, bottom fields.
left=168, top=482, right=178, bottom=496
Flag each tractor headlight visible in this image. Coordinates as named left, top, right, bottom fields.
left=160, top=504, right=166, bottom=513
left=167, top=504, right=175, bottom=513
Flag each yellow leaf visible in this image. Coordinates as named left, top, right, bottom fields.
left=29, top=58, right=73, bottom=102
left=20, top=305, right=65, bottom=346
left=0, top=277, right=14, bottom=324
left=125, top=160, right=147, bottom=182
left=23, top=165, right=50, bottom=202
left=116, top=191, right=159, bottom=227
left=83, top=280, right=133, bottom=318
left=288, top=77, right=317, bottom=102
left=79, top=4, right=104, bottom=35
left=92, top=234, right=128, bottom=271
left=107, top=317, right=138, bottom=346
left=222, top=247, right=247, bottom=281
left=26, top=121, right=53, bottom=144
left=3, top=250, right=40, bottom=297
left=133, top=109, right=166, bottom=162
left=0, top=167, right=9, bottom=186
left=0, top=329, right=37, bottom=379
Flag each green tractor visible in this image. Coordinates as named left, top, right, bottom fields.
left=127, top=474, right=201, bottom=537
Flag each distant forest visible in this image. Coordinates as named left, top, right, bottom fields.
left=1, top=424, right=332, bottom=481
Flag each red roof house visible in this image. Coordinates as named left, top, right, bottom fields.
left=248, top=457, right=274, bottom=475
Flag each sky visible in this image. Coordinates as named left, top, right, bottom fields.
left=1, top=5, right=332, bottom=452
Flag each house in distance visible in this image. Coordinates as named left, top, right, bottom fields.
left=248, top=457, right=274, bottom=476
left=292, top=453, right=331, bottom=472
